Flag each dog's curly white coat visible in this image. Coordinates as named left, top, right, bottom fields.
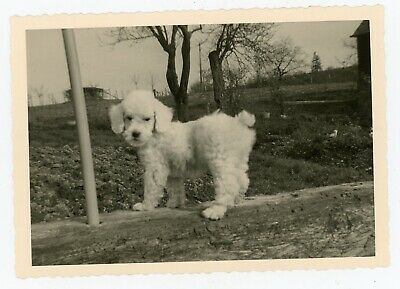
left=109, top=90, right=256, bottom=220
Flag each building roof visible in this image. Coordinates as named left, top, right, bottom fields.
left=351, top=20, right=370, bottom=37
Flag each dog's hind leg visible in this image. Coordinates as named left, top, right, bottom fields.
left=235, top=170, right=250, bottom=204
left=202, top=161, right=240, bottom=220
left=166, top=176, right=186, bottom=208
left=235, top=157, right=251, bottom=203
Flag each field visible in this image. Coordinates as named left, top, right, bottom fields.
left=28, top=81, right=373, bottom=224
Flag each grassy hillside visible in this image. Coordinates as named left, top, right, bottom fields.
left=28, top=81, right=373, bottom=223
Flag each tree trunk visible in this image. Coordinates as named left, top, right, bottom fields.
left=164, top=49, right=188, bottom=122
left=162, top=27, right=192, bottom=122
left=165, top=50, right=179, bottom=97
left=175, top=94, right=187, bottom=122
left=175, top=25, right=191, bottom=122
left=208, top=50, right=225, bottom=110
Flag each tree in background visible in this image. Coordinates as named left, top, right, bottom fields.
left=224, top=60, right=249, bottom=89
left=311, top=51, right=322, bottom=73
left=109, top=25, right=201, bottom=121
left=336, top=38, right=358, bottom=68
left=257, top=37, right=306, bottom=82
left=189, top=68, right=213, bottom=93
left=311, top=51, right=322, bottom=83
left=255, top=37, right=306, bottom=115
left=221, top=59, right=251, bottom=115
left=204, top=23, right=275, bottom=113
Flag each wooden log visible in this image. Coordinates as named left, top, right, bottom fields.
left=31, top=182, right=374, bottom=265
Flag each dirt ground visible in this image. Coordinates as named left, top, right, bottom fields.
left=31, top=181, right=374, bottom=265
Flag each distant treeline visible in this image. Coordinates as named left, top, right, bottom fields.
left=191, top=65, right=358, bottom=93
left=260, top=65, right=358, bottom=87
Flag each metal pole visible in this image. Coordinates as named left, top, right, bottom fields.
left=62, top=29, right=100, bottom=226
left=199, top=43, right=203, bottom=91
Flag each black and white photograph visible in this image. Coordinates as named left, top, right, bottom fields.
left=12, top=7, right=387, bottom=275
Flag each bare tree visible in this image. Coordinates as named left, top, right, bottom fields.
left=257, top=37, right=306, bottom=81
left=109, top=25, right=201, bottom=121
left=222, top=59, right=250, bottom=115
left=224, top=59, right=249, bottom=89
left=254, top=37, right=305, bottom=115
left=204, top=23, right=275, bottom=112
left=253, top=51, right=267, bottom=87
left=336, top=38, right=357, bottom=68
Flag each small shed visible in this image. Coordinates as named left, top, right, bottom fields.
left=351, top=20, right=371, bottom=90
left=64, top=87, right=105, bottom=102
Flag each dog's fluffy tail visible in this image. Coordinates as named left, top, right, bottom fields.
left=236, top=110, right=255, bottom=127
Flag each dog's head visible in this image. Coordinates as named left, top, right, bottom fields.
left=109, top=90, right=173, bottom=147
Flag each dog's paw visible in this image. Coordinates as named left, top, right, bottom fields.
left=202, top=205, right=227, bottom=220
left=132, top=202, right=154, bottom=211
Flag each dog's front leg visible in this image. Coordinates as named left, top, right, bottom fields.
left=133, top=166, right=168, bottom=211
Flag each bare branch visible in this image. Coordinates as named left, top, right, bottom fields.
left=163, top=26, right=169, bottom=43
left=189, top=25, right=203, bottom=34
left=255, top=37, right=305, bottom=80
left=106, top=27, right=154, bottom=46
left=153, top=26, right=170, bottom=50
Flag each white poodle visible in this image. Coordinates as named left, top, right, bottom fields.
left=109, top=90, right=256, bottom=220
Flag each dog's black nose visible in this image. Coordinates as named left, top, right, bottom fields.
left=131, top=131, right=141, bottom=138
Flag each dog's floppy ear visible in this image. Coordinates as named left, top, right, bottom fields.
left=109, top=104, right=124, bottom=134
left=153, top=98, right=173, bottom=132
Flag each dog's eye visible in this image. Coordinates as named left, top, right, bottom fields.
left=143, top=117, right=151, bottom=122
left=125, top=116, right=133, bottom=121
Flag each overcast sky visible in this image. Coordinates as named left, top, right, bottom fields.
left=26, top=20, right=361, bottom=106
